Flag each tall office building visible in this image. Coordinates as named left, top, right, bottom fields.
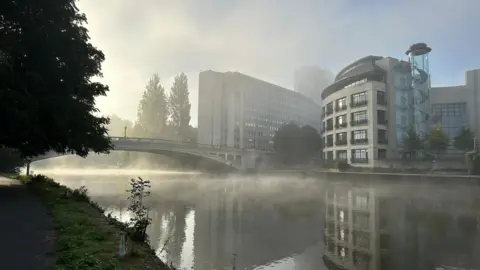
left=321, top=55, right=415, bottom=167
left=197, top=71, right=322, bottom=151
left=294, top=66, right=334, bottom=106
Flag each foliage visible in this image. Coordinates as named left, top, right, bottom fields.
left=26, top=175, right=169, bottom=269
left=107, top=114, right=134, bottom=137
left=466, top=151, right=480, bottom=175
left=0, top=148, right=27, bottom=173
left=426, top=127, right=449, bottom=156
left=168, top=73, right=191, bottom=140
left=126, top=177, right=152, bottom=243
left=136, top=74, right=168, bottom=138
left=336, top=160, right=350, bottom=171
left=453, top=127, right=475, bottom=151
left=0, top=0, right=113, bottom=158
left=273, top=122, right=322, bottom=165
left=402, top=127, right=424, bottom=158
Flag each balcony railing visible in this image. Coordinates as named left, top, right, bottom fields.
left=351, top=138, right=369, bottom=145
left=326, top=141, right=334, bottom=147
left=378, top=139, right=388, bottom=144
left=351, top=158, right=369, bottom=164
left=335, top=139, right=348, bottom=146
left=377, top=119, right=387, bottom=125
left=350, top=100, right=368, bottom=108
left=335, top=122, right=348, bottom=129
left=335, top=105, right=347, bottom=112
left=326, top=108, right=334, bottom=116
left=326, top=125, right=334, bottom=131
left=377, top=99, right=387, bottom=106
left=351, top=119, right=368, bottom=126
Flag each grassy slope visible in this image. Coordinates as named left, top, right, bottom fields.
left=25, top=175, right=171, bottom=270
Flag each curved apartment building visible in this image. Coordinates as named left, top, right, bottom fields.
left=321, top=55, right=415, bottom=167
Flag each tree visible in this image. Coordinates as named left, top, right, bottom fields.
left=0, top=0, right=112, bottom=158
left=168, top=73, right=191, bottom=140
left=273, top=122, right=321, bottom=165
left=402, top=127, right=424, bottom=159
left=136, top=74, right=168, bottom=138
left=0, top=148, right=27, bottom=173
left=454, top=127, right=475, bottom=151
left=107, top=114, right=133, bottom=137
left=426, top=127, right=450, bottom=158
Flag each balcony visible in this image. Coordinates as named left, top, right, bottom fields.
left=335, top=122, right=348, bottom=129
left=350, top=100, right=368, bottom=108
left=377, top=119, right=387, bottom=125
left=378, top=139, right=388, bottom=144
left=351, top=138, right=369, bottom=145
left=351, top=158, right=369, bottom=164
left=326, top=108, right=334, bottom=116
left=326, top=141, right=334, bottom=147
left=351, top=119, right=368, bottom=126
left=335, top=139, right=348, bottom=146
left=335, top=105, right=347, bottom=112
left=326, top=125, right=334, bottom=132
left=377, top=99, right=387, bottom=106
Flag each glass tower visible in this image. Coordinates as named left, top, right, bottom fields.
left=406, top=43, right=432, bottom=136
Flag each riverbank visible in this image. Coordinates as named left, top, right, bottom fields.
left=10, top=174, right=172, bottom=270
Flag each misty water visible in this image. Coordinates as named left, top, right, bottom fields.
left=33, top=168, right=480, bottom=270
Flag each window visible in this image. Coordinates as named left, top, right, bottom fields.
left=336, top=132, right=347, bottom=141
left=354, top=194, right=369, bottom=209
left=351, top=92, right=367, bottom=104
left=352, top=111, right=367, bottom=122
left=431, top=103, right=468, bottom=139
left=326, top=118, right=334, bottom=131
left=353, top=212, right=370, bottom=229
left=378, top=129, right=387, bottom=143
left=352, top=130, right=367, bottom=140
left=326, top=102, right=334, bottom=114
left=377, top=91, right=386, bottom=105
left=351, top=149, right=368, bottom=162
left=326, top=135, right=334, bottom=147
left=326, top=151, right=334, bottom=160
left=378, top=149, right=387, bottom=159
left=336, top=132, right=347, bottom=146
left=336, top=114, right=347, bottom=128
left=377, top=110, right=386, bottom=124
left=336, top=150, right=347, bottom=160
left=336, top=97, right=347, bottom=110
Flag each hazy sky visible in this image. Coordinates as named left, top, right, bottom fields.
left=78, top=0, right=480, bottom=127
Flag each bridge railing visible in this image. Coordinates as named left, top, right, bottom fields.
left=109, top=136, right=276, bottom=153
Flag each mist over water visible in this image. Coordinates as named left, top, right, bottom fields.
left=32, top=165, right=480, bottom=270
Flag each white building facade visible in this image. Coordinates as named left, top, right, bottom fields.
left=197, top=71, right=322, bottom=151
left=321, top=55, right=420, bottom=167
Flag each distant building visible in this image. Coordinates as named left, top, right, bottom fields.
left=197, top=71, right=322, bottom=151
left=294, top=66, right=334, bottom=106
left=430, top=69, right=480, bottom=139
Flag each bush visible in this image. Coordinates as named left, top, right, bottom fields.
left=336, top=160, right=351, bottom=171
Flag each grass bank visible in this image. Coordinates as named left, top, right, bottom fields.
left=23, top=174, right=172, bottom=270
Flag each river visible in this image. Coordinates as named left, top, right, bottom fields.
left=34, top=168, right=480, bottom=270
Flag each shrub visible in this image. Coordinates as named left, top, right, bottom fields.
left=126, top=177, right=152, bottom=243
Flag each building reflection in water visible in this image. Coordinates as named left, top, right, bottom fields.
left=323, top=182, right=480, bottom=270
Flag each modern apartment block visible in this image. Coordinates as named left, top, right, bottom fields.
left=321, top=43, right=432, bottom=167
left=430, top=69, right=480, bottom=140
left=197, top=70, right=322, bottom=151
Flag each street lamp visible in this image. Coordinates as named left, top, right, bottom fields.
left=124, top=126, right=127, bottom=138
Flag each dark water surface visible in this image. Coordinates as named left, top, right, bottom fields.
left=37, top=169, right=480, bottom=270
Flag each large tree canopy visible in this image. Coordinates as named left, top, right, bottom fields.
left=0, top=0, right=112, bottom=158
left=273, top=122, right=321, bottom=165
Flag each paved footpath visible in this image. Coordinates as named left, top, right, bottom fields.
left=0, top=176, right=54, bottom=270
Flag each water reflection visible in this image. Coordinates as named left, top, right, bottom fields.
left=323, top=182, right=480, bottom=270
left=43, top=170, right=480, bottom=270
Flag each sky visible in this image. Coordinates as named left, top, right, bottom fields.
left=77, top=0, right=480, bottom=127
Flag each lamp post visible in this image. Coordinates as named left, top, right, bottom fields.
left=124, top=126, right=127, bottom=138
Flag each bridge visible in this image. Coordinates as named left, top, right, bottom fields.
left=32, top=136, right=275, bottom=171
